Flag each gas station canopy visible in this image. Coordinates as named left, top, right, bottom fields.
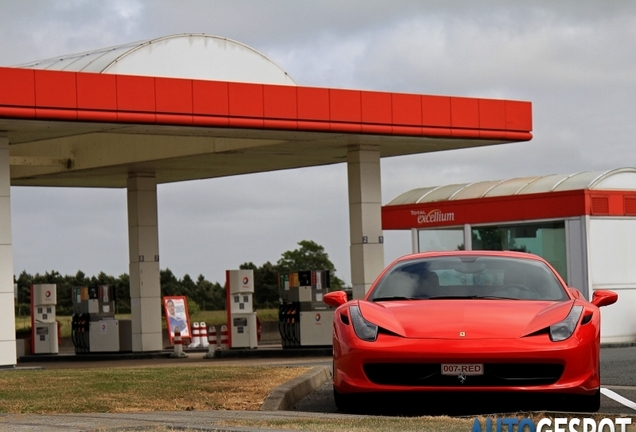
left=0, top=34, right=532, bottom=188
left=0, top=34, right=534, bottom=365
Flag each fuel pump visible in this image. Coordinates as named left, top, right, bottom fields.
left=278, top=273, right=300, bottom=347
left=225, top=270, right=258, bottom=348
left=278, top=270, right=333, bottom=347
left=30, top=284, right=59, bottom=354
left=71, top=285, right=131, bottom=353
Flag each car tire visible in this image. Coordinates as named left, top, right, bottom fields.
left=576, top=388, right=601, bottom=412
left=333, top=388, right=359, bottom=412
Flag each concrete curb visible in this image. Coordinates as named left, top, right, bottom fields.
left=213, top=346, right=332, bottom=359
left=601, top=342, right=636, bottom=349
left=260, top=365, right=332, bottom=411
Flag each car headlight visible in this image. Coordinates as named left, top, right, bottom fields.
left=549, top=305, right=583, bottom=342
left=350, top=305, right=378, bottom=342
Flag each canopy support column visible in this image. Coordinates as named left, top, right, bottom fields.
left=0, top=133, right=15, bottom=366
left=127, top=173, right=162, bottom=352
left=347, top=145, right=385, bottom=299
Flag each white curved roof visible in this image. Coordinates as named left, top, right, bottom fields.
left=16, top=33, right=297, bottom=85
left=388, top=168, right=636, bottom=205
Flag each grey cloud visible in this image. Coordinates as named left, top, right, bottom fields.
left=3, top=1, right=636, bottom=285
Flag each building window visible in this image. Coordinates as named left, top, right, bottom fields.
left=471, top=222, right=567, bottom=281
left=418, top=228, right=465, bottom=252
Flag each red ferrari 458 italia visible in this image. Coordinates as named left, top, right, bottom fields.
left=324, top=251, right=617, bottom=412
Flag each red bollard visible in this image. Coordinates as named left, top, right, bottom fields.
left=220, top=325, right=229, bottom=350
left=203, top=325, right=218, bottom=359
left=170, top=328, right=188, bottom=358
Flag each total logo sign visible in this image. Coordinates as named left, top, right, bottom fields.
left=315, top=313, right=323, bottom=325
left=411, top=209, right=455, bottom=224
left=45, top=290, right=52, bottom=299
left=235, top=270, right=254, bottom=292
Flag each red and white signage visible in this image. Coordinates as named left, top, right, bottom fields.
left=383, top=189, right=636, bottom=230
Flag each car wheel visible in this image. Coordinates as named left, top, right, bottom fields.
left=333, top=388, right=359, bottom=412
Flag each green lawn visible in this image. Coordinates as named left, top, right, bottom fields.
left=0, top=365, right=307, bottom=413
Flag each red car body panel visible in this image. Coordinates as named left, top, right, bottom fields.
left=328, top=251, right=614, bottom=399
left=358, top=299, right=574, bottom=339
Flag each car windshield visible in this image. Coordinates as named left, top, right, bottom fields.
left=369, top=255, right=569, bottom=301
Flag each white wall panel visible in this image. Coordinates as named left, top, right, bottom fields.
left=0, top=136, right=14, bottom=366
left=598, top=289, right=636, bottom=343
left=0, top=340, right=16, bottom=367
left=0, top=245, right=13, bottom=295
left=589, top=218, right=636, bottom=341
left=588, top=218, right=636, bottom=287
left=0, top=293, right=16, bottom=342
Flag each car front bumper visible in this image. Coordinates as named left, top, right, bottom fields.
left=333, top=325, right=600, bottom=396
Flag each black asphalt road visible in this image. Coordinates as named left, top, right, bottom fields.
left=290, top=346, right=636, bottom=415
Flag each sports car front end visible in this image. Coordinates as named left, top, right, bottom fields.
left=324, top=251, right=617, bottom=412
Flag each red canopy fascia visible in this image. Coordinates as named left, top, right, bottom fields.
left=382, top=190, right=636, bottom=230
left=0, top=67, right=532, bottom=140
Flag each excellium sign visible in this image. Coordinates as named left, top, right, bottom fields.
left=412, top=209, right=455, bottom=224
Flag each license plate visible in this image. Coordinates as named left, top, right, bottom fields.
left=441, top=363, right=484, bottom=376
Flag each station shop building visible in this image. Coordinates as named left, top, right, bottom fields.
left=383, top=168, right=636, bottom=343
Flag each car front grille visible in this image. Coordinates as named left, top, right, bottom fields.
left=363, top=363, right=564, bottom=387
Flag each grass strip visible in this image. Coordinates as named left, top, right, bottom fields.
left=0, top=365, right=309, bottom=413
left=220, top=413, right=636, bottom=432
left=219, top=416, right=474, bottom=432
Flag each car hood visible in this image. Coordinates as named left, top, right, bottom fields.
left=358, top=299, right=575, bottom=339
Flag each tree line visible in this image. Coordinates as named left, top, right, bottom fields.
left=15, top=240, right=346, bottom=315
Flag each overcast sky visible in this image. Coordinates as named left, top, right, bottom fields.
left=2, top=1, right=636, bottom=286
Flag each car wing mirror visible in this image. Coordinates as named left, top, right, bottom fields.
left=592, top=290, right=618, bottom=308
left=324, top=291, right=348, bottom=308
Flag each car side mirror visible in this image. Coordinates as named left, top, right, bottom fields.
left=324, top=291, right=348, bottom=308
left=568, top=288, right=583, bottom=299
left=592, top=290, right=618, bottom=308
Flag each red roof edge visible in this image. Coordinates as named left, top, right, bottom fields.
left=0, top=67, right=533, bottom=140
